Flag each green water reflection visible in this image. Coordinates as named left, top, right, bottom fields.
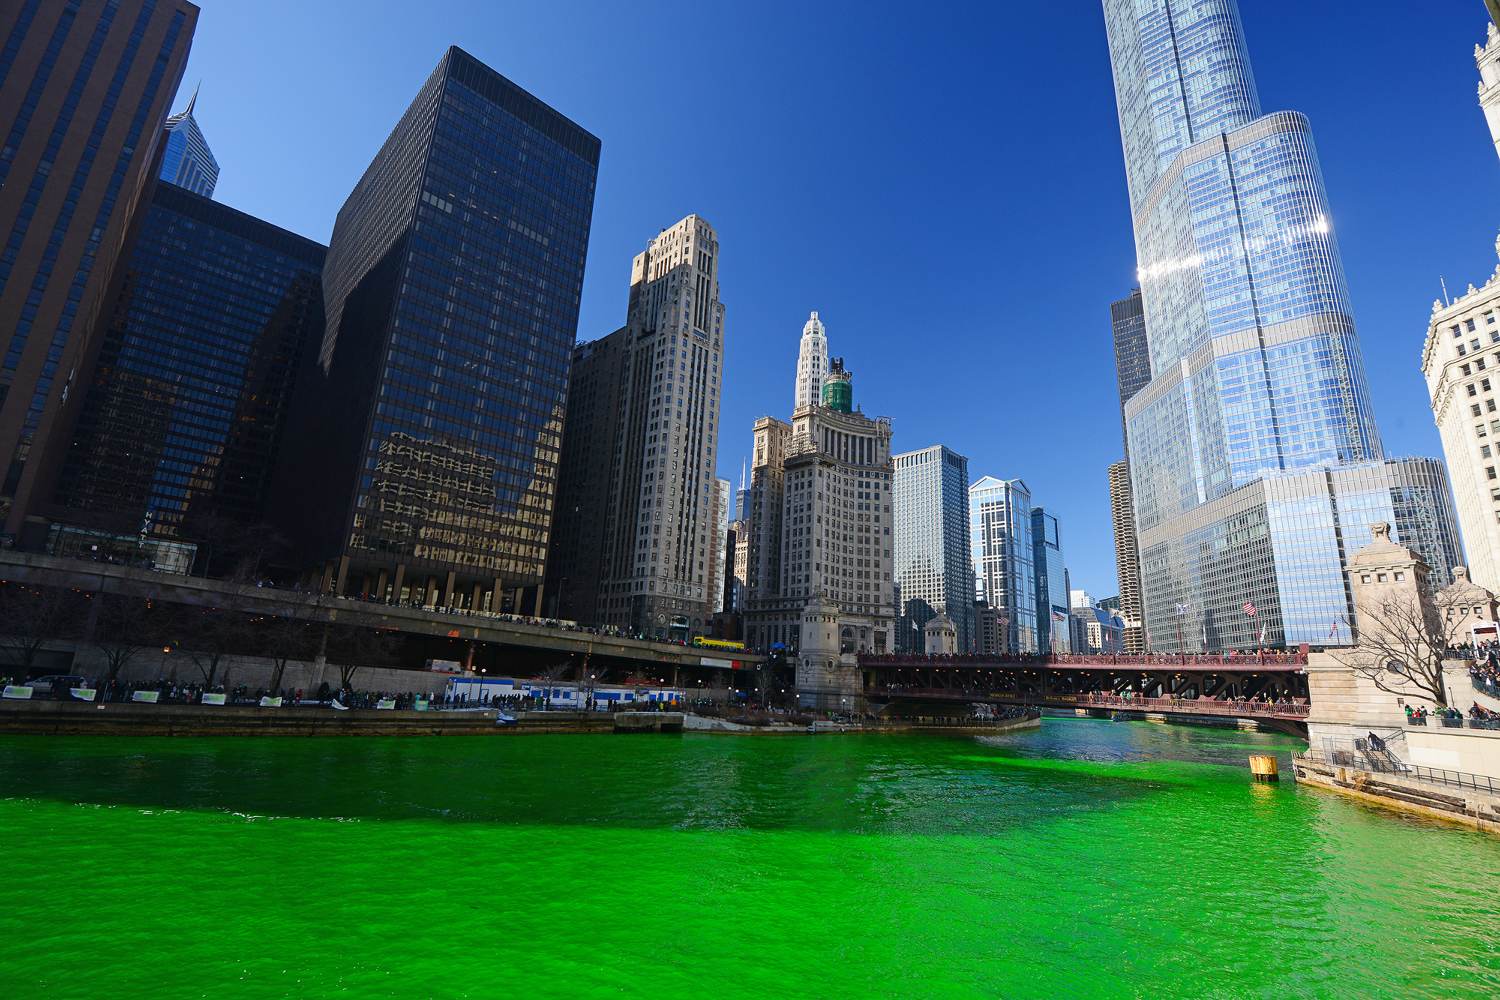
left=0, top=717, right=1496, bottom=998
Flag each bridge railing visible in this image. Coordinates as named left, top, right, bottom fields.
left=1078, top=693, right=1310, bottom=718
left=860, top=648, right=1309, bottom=669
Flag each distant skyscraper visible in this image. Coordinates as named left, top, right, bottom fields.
left=710, top=477, right=731, bottom=615
left=747, top=337, right=895, bottom=701
left=0, top=0, right=198, bottom=547
left=275, top=47, right=598, bottom=614
left=969, top=477, right=1036, bottom=654
left=1031, top=506, right=1071, bottom=654
left=793, top=311, right=828, bottom=412
left=893, top=444, right=973, bottom=653
left=158, top=84, right=218, bottom=197
left=1103, top=0, right=1461, bottom=649
left=50, top=182, right=324, bottom=572
left=1110, top=288, right=1150, bottom=445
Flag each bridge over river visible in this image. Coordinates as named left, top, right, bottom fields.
left=855, top=650, right=1312, bottom=729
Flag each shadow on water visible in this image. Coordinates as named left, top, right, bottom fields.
left=0, top=718, right=1271, bottom=833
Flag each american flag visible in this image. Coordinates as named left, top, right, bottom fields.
left=1243, top=601, right=1257, bottom=618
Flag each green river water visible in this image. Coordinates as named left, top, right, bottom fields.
left=0, top=717, right=1497, bottom=998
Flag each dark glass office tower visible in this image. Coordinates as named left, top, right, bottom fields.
left=0, top=0, right=199, bottom=547
left=277, top=47, right=599, bottom=615
left=48, top=182, right=325, bottom=573
left=1109, top=288, right=1149, bottom=449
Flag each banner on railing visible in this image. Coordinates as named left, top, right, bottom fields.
left=131, top=690, right=159, bottom=703
left=69, top=688, right=96, bottom=702
left=259, top=696, right=282, bottom=708
left=201, top=692, right=227, bottom=706
left=376, top=698, right=396, bottom=710
left=2, top=685, right=33, bottom=700
left=414, top=698, right=429, bottom=711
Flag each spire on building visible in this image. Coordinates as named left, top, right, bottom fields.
left=793, top=310, right=829, bottom=412
left=159, top=82, right=220, bottom=198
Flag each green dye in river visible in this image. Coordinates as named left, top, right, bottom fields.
left=0, top=717, right=1497, bottom=999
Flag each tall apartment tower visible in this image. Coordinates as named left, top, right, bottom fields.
left=574, top=215, right=727, bottom=636
left=710, top=477, right=731, bottom=615
left=893, top=444, right=973, bottom=653
left=793, top=310, right=828, bottom=412
left=0, top=0, right=199, bottom=547
left=158, top=84, right=217, bottom=197
left=50, top=182, right=324, bottom=574
left=969, top=477, right=1036, bottom=654
left=747, top=336, right=895, bottom=702
left=1109, top=288, right=1150, bottom=653
left=1103, top=0, right=1462, bottom=650
left=1107, top=460, right=1143, bottom=652
left=1421, top=241, right=1500, bottom=594
left=1031, top=507, right=1071, bottom=654
left=274, top=47, right=599, bottom=614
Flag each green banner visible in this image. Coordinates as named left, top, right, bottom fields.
left=258, top=696, right=283, bottom=708
left=414, top=699, right=429, bottom=711
left=131, top=690, right=160, bottom=704
left=2, top=685, right=33, bottom=700
left=376, top=699, right=396, bottom=710
left=69, top=688, right=97, bottom=702
left=201, top=692, right=227, bottom=706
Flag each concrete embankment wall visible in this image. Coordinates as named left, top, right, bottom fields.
left=0, top=702, right=613, bottom=737
left=9, top=640, right=452, bottom=697
left=1293, top=754, right=1500, bottom=835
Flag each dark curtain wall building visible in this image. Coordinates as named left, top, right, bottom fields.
left=275, top=47, right=599, bottom=614
left=48, top=181, right=326, bottom=574
left=0, top=0, right=199, bottom=548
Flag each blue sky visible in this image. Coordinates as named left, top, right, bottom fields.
left=178, top=0, right=1500, bottom=596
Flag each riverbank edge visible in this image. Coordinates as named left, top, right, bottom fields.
left=0, top=701, right=1043, bottom=738
left=1292, top=753, right=1500, bottom=835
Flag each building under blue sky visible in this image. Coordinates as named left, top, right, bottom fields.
left=166, top=1, right=1500, bottom=598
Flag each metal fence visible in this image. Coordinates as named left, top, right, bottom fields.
left=1296, top=748, right=1497, bottom=795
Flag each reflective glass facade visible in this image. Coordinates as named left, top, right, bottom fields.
left=1102, top=0, right=1452, bottom=649
left=0, top=0, right=197, bottom=544
left=158, top=89, right=217, bottom=197
left=893, top=444, right=973, bottom=652
left=969, top=476, right=1036, bottom=654
left=1032, top=507, right=1072, bottom=654
left=278, top=47, right=598, bottom=611
left=51, top=182, right=324, bottom=561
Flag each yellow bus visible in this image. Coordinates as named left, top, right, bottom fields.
left=692, top=636, right=747, bottom=652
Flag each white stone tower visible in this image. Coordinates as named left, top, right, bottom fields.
left=1478, top=22, right=1500, bottom=164
left=793, top=311, right=828, bottom=412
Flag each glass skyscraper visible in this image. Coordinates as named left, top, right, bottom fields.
left=969, top=476, right=1036, bottom=654
left=0, top=0, right=198, bottom=547
left=1031, top=507, right=1071, bottom=654
left=158, top=84, right=218, bottom=197
left=50, top=181, right=325, bottom=572
left=1103, top=0, right=1462, bottom=650
left=893, top=444, right=973, bottom=653
left=277, top=47, right=599, bottom=614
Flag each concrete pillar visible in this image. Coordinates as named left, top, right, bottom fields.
left=319, top=562, right=334, bottom=595
left=533, top=585, right=544, bottom=617
left=376, top=569, right=389, bottom=603
left=490, top=577, right=504, bottom=613
left=513, top=588, right=524, bottom=614
left=392, top=564, right=406, bottom=604
left=470, top=583, right=482, bottom=612
left=443, top=571, right=457, bottom=608
left=334, top=556, right=350, bottom=597
left=425, top=577, right=439, bottom=607
left=463, top=641, right=476, bottom=672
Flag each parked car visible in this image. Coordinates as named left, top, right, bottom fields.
left=24, top=675, right=88, bottom=698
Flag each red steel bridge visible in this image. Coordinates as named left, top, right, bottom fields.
left=855, top=648, right=1312, bottom=725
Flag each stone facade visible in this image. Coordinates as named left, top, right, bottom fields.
left=1421, top=234, right=1500, bottom=595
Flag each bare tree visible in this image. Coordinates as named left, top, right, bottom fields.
left=1334, top=589, right=1466, bottom=708
left=256, top=603, right=314, bottom=693
left=92, top=592, right=157, bottom=684
left=173, top=605, right=255, bottom=688
left=0, top=584, right=83, bottom=673
left=325, top=625, right=400, bottom=691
